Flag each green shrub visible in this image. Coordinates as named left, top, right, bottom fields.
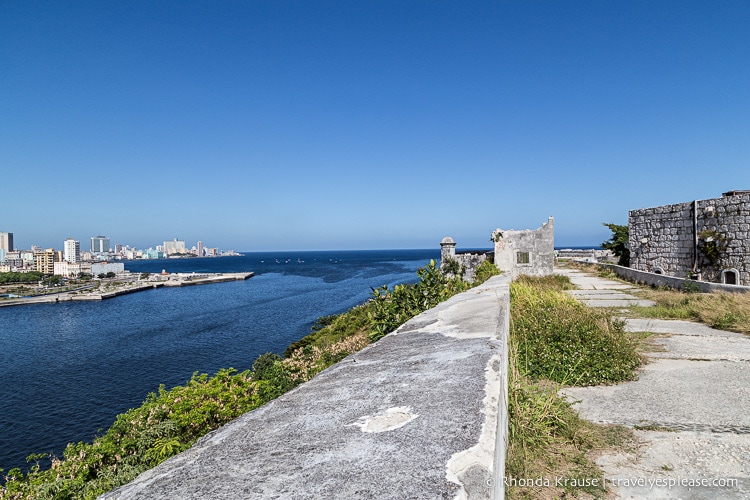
left=472, top=260, right=501, bottom=286
left=681, top=279, right=701, bottom=294
left=368, top=260, right=457, bottom=341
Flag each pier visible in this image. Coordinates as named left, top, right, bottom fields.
left=0, top=272, right=254, bottom=307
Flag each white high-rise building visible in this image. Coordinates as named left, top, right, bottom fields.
left=0, top=232, right=13, bottom=252
left=64, top=238, right=81, bottom=263
left=163, top=238, right=186, bottom=256
left=91, top=235, right=110, bottom=253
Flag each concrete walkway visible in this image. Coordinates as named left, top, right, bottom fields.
left=555, top=268, right=656, bottom=307
left=559, top=267, right=750, bottom=499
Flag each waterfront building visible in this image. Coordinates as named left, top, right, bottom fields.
left=0, top=232, right=13, bottom=252
left=33, top=248, right=61, bottom=274
left=54, top=261, right=89, bottom=278
left=163, top=238, right=186, bottom=256
left=91, top=235, right=111, bottom=254
left=197, top=240, right=203, bottom=257
left=63, top=238, right=81, bottom=263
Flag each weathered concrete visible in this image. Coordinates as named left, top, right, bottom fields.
left=561, top=269, right=750, bottom=499
left=100, top=276, right=511, bottom=500
left=554, top=268, right=656, bottom=307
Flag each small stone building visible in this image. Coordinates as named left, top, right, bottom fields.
left=440, top=216, right=555, bottom=281
left=629, top=191, right=750, bottom=286
left=492, top=217, right=555, bottom=279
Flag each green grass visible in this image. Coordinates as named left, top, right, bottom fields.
left=507, top=275, right=641, bottom=499
left=511, top=278, right=642, bottom=386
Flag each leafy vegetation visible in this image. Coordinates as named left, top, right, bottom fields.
left=2, top=259, right=500, bottom=499
left=601, top=222, right=630, bottom=267
left=472, top=259, right=502, bottom=286
left=368, top=259, right=471, bottom=341
left=697, top=229, right=729, bottom=271
left=0, top=272, right=43, bottom=285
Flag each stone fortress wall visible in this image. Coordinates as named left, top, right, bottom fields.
left=629, top=191, right=750, bottom=286
left=439, top=237, right=493, bottom=282
left=441, top=217, right=554, bottom=281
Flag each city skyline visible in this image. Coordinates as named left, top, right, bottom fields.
left=0, top=231, right=224, bottom=256
left=3, top=2, right=749, bottom=251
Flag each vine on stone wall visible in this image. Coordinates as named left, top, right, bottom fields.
left=698, top=229, right=729, bottom=270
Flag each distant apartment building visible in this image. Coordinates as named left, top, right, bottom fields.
left=144, top=248, right=165, bottom=259
left=0, top=232, right=13, bottom=252
left=20, top=250, right=34, bottom=265
left=63, top=238, right=81, bottom=263
left=163, top=238, right=186, bottom=256
left=197, top=241, right=203, bottom=257
left=91, top=235, right=111, bottom=254
left=2, top=251, right=24, bottom=271
left=34, top=248, right=61, bottom=274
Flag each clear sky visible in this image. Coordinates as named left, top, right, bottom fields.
left=2, top=1, right=749, bottom=251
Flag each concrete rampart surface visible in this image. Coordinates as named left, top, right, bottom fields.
left=100, top=276, right=511, bottom=500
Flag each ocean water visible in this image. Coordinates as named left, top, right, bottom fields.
left=0, top=249, right=440, bottom=473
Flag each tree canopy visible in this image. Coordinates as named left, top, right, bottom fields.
left=601, top=223, right=630, bottom=267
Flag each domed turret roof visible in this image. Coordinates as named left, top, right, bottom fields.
left=440, top=237, right=455, bottom=245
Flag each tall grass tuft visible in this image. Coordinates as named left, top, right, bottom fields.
left=511, top=278, right=642, bottom=386
left=506, top=275, right=640, bottom=498
left=632, top=288, right=750, bottom=333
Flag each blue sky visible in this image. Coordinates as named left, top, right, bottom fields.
left=2, top=1, right=749, bottom=251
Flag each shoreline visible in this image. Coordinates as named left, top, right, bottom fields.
left=0, top=272, right=254, bottom=307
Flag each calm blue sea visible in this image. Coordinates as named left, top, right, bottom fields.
left=0, top=249, right=440, bottom=474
